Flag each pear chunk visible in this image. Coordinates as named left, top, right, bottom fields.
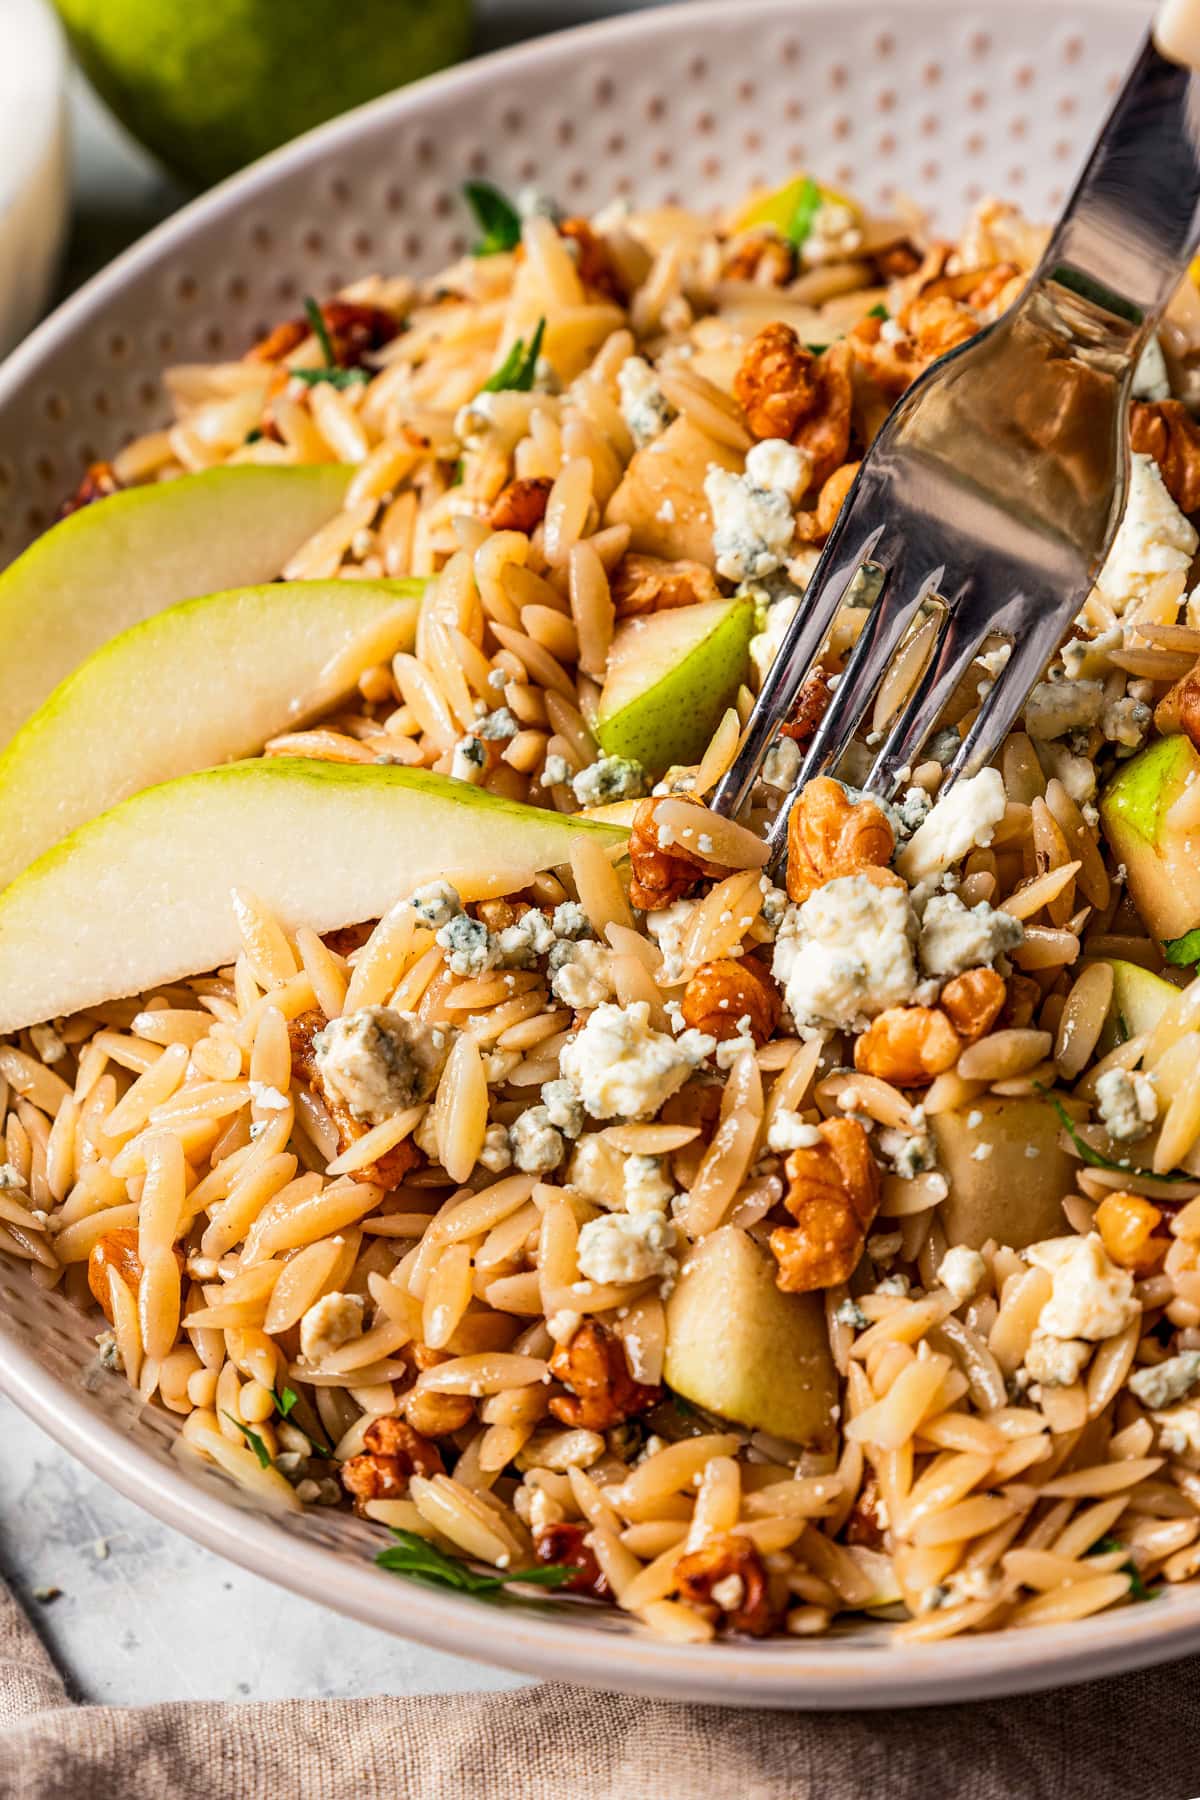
left=932, top=1096, right=1082, bottom=1249
left=604, top=417, right=741, bottom=564
left=0, top=760, right=626, bottom=1031
left=596, top=597, right=754, bottom=777
left=0, top=464, right=352, bottom=745
left=1100, top=733, right=1200, bottom=941
left=664, top=1226, right=837, bottom=1449
left=1096, top=958, right=1180, bottom=1057
left=0, top=579, right=422, bottom=889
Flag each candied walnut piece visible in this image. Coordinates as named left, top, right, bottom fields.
left=628, top=797, right=725, bottom=911
left=792, top=341, right=856, bottom=491
left=1155, top=659, right=1200, bottom=746
left=770, top=1116, right=881, bottom=1293
left=403, top=1385, right=475, bottom=1437
left=248, top=301, right=399, bottom=371
left=87, top=1227, right=183, bottom=1321
left=1095, top=1191, right=1169, bottom=1274
left=611, top=552, right=721, bottom=618
left=734, top=322, right=820, bottom=442
left=288, top=1009, right=420, bottom=1189
left=533, top=1521, right=611, bottom=1597
left=853, top=1005, right=962, bottom=1086
left=674, top=1531, right=779, bottom=1636
left=901, top=294, right=980, bottom=362
left=795, top=460, right=861, bottom=546
left=681, top=957, right=780, bottom=1044
left=785, top=776, right=895, bottom=904
left=874, top=240, right=923, bottom=279
left=59, top=460, right=121, bottom=520
left=559, top=217, right=628, bottom=304
left=340, top=1416, right=445, bottom=1512
left=489, top=476, right=553, bottom=534
left=1131, top=400, right=1200, bottom=514
left=721, top=234, right=797, bottom=286
left=780, top=663, right=838, bottom=746
left=939, top=967, right=1006, bottom=1045
left=475, top=897, right=532, bottom=933
left=998, top=972, right=1041, bottom=1031
left=246, top=317, right=308, bottom=364
left=845, top=1474, right=888, bottom=1550
left=548, top=1320, right=661, bottom=1430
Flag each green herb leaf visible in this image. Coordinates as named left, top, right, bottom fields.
left=867, top=302, right=890, bottom=320
left=1164, top=928, right=1200, bottom=969
left=1087, top=1536, right=1159, bottom=1603
left=271, top=1385, right=332, bottom=1454
left=450, top=456, right=465, bottom=487
left=289, top=367, right=369, bottom=390
left=222, top=1412, right=272, bottom=1470
left=1048, top=1094, right=1184, bottom=1186
left=480, top=318, right=547, bottom=394
left=804, top=343, right=830, bottom=356
left=244, top=427, right=263, bottom=445
left=304, top=296, right=336, bottom=368
left=375, top=1529, right=574, bottom=1597
left=785, top=175, right=824, bottom=249
left=463, top=180, right=523, bottom=257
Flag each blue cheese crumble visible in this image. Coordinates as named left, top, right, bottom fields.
left=917, top=893, right=1024, bottom=979
left=772, top=875, right=917, bottom=1035
left=571, top=754, right=647, bottom=807
left=617, top=355, right=677, bottom=448
left=560, top=1000, right=714, bottom=1119
left=1095, top=1067, right=1157, bottom=1143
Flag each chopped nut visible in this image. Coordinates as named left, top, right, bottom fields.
left=780, top=664, right=838, bottom=746
left=474, top=897, right=532, bottom=934
left=289, top=1009, right=420, bottom=1188
left=900, top=294, right=979, bottom=362
left=793, top=341, right=856, bottom=491
left=533, top=1521, right=611, bottom=1597
left=1131, top=400, right=1200, bottom=514
left=674, top=1531, right=779, bottom=1636
left=681, top=957, right=780, bottom=1044
left=548, top=1319, right=662, bottom=1430
left=1154, top=657, right=1200, bottom=747
left=998, top=972, right=1041, bottom=1031
left=628, top=797, right=725, bottom=912
left=559, top=217, right=627, bottom=304
left=1095, top=1191, right=1169, bottom=1274
left=489, top=476, right=553, bottom=534
left=721, top=234, right=797, bottom=285
left=939, top=967, right=1006, bottom=1045
left=770, top=1116, right=881, bottom=1292
left=784, top=776, right=895, bottom=904
left=610, top=552, right=721, bottom=618
left=339, top=1415, right=444, bottom=1512
left=87, top=1227, right=183, bottom=1322
left=403, top=1385, right=475, bottom=1437
left=853, top=1005, right=962, bottom=1086
left=845, top=1474, right=888, bottom=1549
left=733, top=321, right=820, bottom=442
left=59, top=460, right=121, bottom=520
left=249, top=300, right=398, bottom=369
left=795, top=460, right=860, bottom=545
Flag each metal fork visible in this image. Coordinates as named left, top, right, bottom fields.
left=712, top=2, right=1200, bottom=861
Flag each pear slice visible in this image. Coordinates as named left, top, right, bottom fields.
left=0, top=464, right=353, bottom=746
left=0, top=760, right=627, bottom=1031
left=595, top=597, right=754, bottom=777
left=664, top=1226, right=837, bottom=1449
left=0, top=580, right=423, bottom=890
left=604, top=417, right=741, bottom=565
left=1100, top=733, right=1200, bottom=941
left=1096, top=958, right=1180, bottom=1057
left=932, top=1095, right=1084, bottom=1250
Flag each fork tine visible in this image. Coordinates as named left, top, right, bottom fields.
left=948, top=600, right=1081, bottom=782
left=863, top=604, right=993, bottom=797
left=709, top=518, right=887, bottom=818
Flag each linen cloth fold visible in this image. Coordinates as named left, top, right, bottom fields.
left=1, top=1575, right=1197, bottom=1800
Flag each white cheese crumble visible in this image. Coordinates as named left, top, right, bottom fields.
left=896, top=768, right=1007, bottom=884
left=646, top=897, right=704, bottom=985
left=617, top=355, right=677, bottom=448
left=1129, top=1351, right=1200, bottom=1412
left=550, top=939, right=615, bottom=1010
left=299, top=1291, right=364, bottom=1364
left=1024, top=1332, right=1091, bottom=1388
left=744, top=436, right=813, bottom=503
left=1023, top=677, right=1104, bottom=741
left=705, top=465, right=796, bottom=583
left=560, top=1001, right=714, bottom=1120
left=937, top=1245, right=986, bottom=1305
left=576, top=1210, right=677, bottom=1286
left=1095, top=1067, right=1158, bottom=1143
left=771, top=874, right=917, bottom=1035
left=313, top=1007, right=452, bottom=1124
left=1095, top=452, right=1198, bottom=615
left=766, top=1109, right=822, bottom=1154
left=478, top=1123, right=514, bottom=1173
left=800, top=199, right=863, bottom=267
left=1132, top=334, right=1170, bottom=402
left=571, top=754, right=647, bottom=808
left=917, top=892, right=1024, bottom=979
left=410, top=880, right=462, bottom=929
left=508, top=1106, right=566, bottom=1174
left=1026, top=1233, right=1138, bottom=1342
left=762, top=735, right=802, bottom=793
left=1152, top=1403, right=1200, bottom=1459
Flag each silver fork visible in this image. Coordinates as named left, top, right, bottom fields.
left=712, top=6, right=1200, bottom=861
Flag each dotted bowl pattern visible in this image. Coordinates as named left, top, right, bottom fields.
left=5, top=0, right=1197, bottom=1706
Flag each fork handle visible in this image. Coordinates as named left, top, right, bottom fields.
left=1035, top=21, right=1200, bottom=332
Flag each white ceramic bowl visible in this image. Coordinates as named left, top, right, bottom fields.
left=1, top=0, right=1192, bottom=1709
left=0, top=0, right=69, bottom=359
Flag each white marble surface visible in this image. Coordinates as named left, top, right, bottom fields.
left=0, top=1393, right=528, bottom=1703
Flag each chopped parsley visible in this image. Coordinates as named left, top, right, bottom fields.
left=1164, top=928, right=1200, bottom=969
left=1089, top=1535, right=1159, bottom=1603
left=463, top=180, right=523, bottom=256
left=785, top=175, right=824, bottom=249
left=867, top=301, right=890, bottom=320
left=304, top=296, right=336, bottom=367
left=480, top=318, right=546, bottom=394
left=222, top=1412, right=272, bottom=1470
left=271, top=1384, right=332, bottom=1454
left=804, top=342, right=830, bottom=356
left=1049, top=1094, right=1184, bottom=1186
left=289, top=366, right=368, bottom=390
left=375, top=1529, right=574, bottom=1597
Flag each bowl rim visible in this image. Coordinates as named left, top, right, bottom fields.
left=3, top=0, right=1197, bottom=1707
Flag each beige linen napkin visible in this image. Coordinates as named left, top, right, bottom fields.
left=1, top=1576, right=1196, bottom=1800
